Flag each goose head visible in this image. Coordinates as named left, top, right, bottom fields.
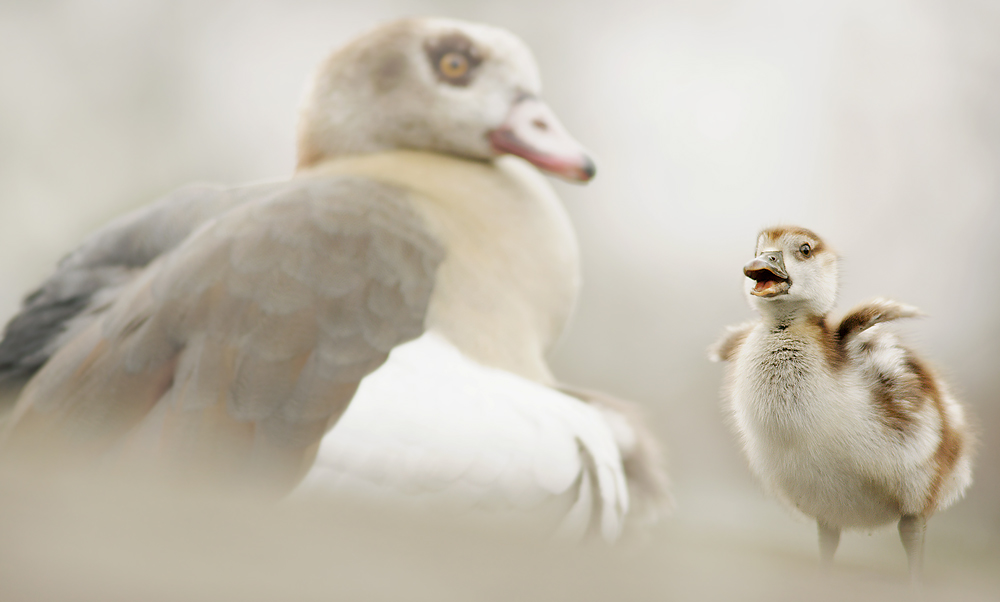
left=743, top=226, right=838, bottom=318
left=296, top=17, right=595, bottom=183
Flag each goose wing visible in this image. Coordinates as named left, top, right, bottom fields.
left=836, top=297, right=922, bottom=344
left=555, top=384, right=671, bottom=523
left=0, top=183, right=270, bottom=388
left=299, top=332, right=630, bottom=541
left=1, top=176, right=443, bottom=493
left=709, top=320, right=756, bottom=363
left=836, top=298, right=937, bottom=433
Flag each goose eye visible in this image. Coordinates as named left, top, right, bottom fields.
left=438, top=52, right=469, bottom=80
left=799, top=243, right=812, bottom=257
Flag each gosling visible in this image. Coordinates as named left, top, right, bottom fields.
left=711, top=225, right=973, bottom=582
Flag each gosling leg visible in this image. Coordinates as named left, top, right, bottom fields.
left=818, top=521, right=841, bottom=568
left=898, top=514, right=926, bottom=584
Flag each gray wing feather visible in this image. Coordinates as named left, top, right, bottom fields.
left=2, top=176, right=443, bottom=492
left=0, top=183, right=253, bottom=384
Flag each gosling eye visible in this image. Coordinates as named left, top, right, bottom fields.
left=799, top=243, right=812, bottom=257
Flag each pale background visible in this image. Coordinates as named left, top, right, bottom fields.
left=1, top=0, right=998, bottom=599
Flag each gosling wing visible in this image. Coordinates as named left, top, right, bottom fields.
left=836, top=297, right=923, bottom=343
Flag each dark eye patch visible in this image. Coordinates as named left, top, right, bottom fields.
left=424, top=33, right=483, bottom=86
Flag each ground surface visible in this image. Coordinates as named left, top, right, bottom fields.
left=0, top=472, right=995, bottom=602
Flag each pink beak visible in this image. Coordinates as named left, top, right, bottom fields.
left=488, top=96, right=596, bottom=183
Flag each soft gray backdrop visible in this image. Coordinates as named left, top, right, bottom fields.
left=1, top=0, right=997, bottom=597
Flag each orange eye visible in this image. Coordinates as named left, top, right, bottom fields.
left=438, top=52, right=469, bottom=79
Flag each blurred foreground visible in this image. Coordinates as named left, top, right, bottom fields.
left=0, top=466, right=997, bottom=602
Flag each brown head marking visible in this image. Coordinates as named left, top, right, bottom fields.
left=757, top=226, right=826, bottom=255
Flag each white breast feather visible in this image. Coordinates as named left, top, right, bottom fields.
left=295, top=332, right=629, bottom=541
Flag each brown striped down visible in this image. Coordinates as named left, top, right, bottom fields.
left=804, top=313, right=967, bottom=517
left=909, top=354, right=966, bottom=515
left=809, top=316, right=848, bottom=372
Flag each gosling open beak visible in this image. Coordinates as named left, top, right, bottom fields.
left=744, top=251, right=790, bottom=297
left=488, top=95, right=596, bottom=183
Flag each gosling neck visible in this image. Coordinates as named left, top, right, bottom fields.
left=754, top=298, right=826, bottom=331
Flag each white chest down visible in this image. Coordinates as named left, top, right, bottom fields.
left=729, top=326, right=939, bottom=530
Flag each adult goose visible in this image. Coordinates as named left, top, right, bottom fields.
left=0, top=18, right=667, bottom=541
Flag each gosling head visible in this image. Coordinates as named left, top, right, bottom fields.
left=296, top=17, right=595, bottom=182
left=743, top=226, right=838, bottom=319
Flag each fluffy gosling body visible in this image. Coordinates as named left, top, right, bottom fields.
left=712, top=226, right=973, bottom=581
